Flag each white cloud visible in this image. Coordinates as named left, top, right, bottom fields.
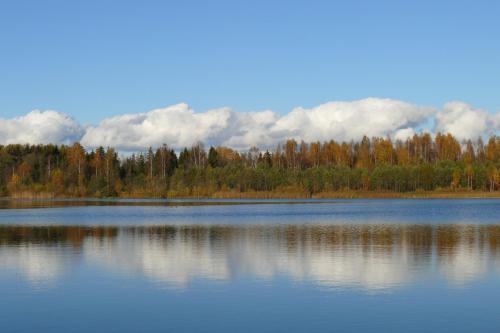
left=271, top=98, right=435, bottom=143
left=434, top=102, right=496, bottom=140
left=394, top=127, right=417, bottom=141
left=0, top=110, right=83, bottom=145
left=218, top=110, right=279, bottom=149
left=80, top=104, right=283, bottom=150
left=81, top=103, right=237, bottom=150
left=2, top=99, right=499, bottom=150
left=493, top=112, right=500, bottom=131
left=80, top=98, right=436, bottom=150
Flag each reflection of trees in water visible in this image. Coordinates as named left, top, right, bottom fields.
left=1, top=224, right=499, bottom=255
left=0, top=226, right=118, bottom=247
left=1, top=224, right=500, bottom=289
left=0, top=226, right=120, bottom=288
left=1, top=224, right=500, bottom=256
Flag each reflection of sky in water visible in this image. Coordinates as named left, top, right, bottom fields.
left=1, top=224, right=499, bottom=291
left=1, top=199, right=500, bottom=226
left=1, top=201, right=500, bottom=332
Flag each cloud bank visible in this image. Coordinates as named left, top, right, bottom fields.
left=1, top=98, right=499, bottom=151
left=435, top=102, right=497, bottom=140
left=0, top=110, right=83, bottom=145
left=80, top=98, right=436, bottom=150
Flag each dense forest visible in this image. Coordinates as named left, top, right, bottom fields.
left=1, top=133, right=500, bottom=198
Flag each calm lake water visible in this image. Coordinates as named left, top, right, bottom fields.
left=1, top=199, right=500, bottom=332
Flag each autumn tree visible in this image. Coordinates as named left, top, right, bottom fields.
left=67, top=142, right=86, bottom=188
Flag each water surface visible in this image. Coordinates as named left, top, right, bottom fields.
left=1, top=199, right=499, bottom=332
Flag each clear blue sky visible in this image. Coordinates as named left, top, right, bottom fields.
left=0, top=0, right=499, bottom=123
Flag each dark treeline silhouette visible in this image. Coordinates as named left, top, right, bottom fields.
left=1, top=133, right=500, bottom=198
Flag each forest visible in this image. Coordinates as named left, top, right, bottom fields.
left=1, top=133, right=500, bottom=198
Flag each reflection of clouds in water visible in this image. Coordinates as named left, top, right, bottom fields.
left=84, top=234, right=229, bottom=289
left=232, top=234, right=418, bottom=290
left=306, top=248, right=415, bottom=290
left=0, top=245, right=76, bottom=288
left=439, top=244, right=488, bottom=286
left=436, top=226, right=492, bottom=286
left=0, top=225, right=499, bottom=291
left=86, top=230, right=416, bottom=291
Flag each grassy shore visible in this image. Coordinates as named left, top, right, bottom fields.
left=3, top=189, right=500, bottom=200
left=212, top=190, right=500, bottom=199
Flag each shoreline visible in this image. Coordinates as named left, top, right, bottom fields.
left=3, top=190, right=500, bottom=200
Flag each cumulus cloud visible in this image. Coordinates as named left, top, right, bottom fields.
left=394, top=127, right=417, bottom=141
left=81, top=103, right=234, bottom=149
left=80, top=98, right=436, bottom=150
left=272, top=98, right=435, bottom=143
left=434, top=102, right=497, bottom=140
left=0, top=110, right=83, bottom=145
left=1, top=99, right=499, bottom=150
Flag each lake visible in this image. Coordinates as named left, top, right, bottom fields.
left=1, top=199, right=500, bottom=332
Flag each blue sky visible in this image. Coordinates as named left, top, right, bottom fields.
left=1, top=0, right=499, bottom=125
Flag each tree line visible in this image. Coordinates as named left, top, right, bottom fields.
left=1, top=133, right=500, bottom=198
